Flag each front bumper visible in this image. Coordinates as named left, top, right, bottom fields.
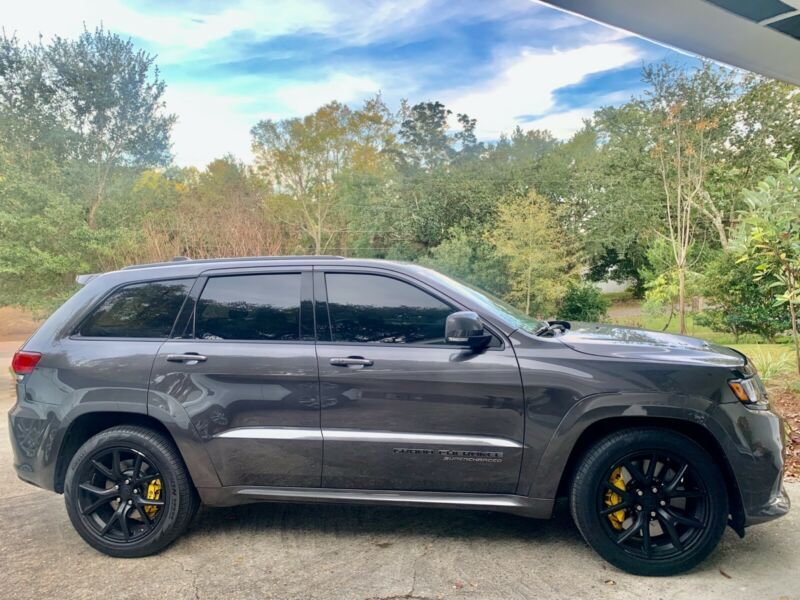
left=715, top=400, right=790, bottom=528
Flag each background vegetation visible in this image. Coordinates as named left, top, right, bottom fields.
left=1, top=28, right=799, bottom=373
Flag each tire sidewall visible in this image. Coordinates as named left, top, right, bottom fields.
left=571, top=428, right=728, bottom=576
left=64, top=428, right=186, bottom=557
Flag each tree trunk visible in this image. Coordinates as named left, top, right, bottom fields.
left=678, top=266, right=687, bottom=335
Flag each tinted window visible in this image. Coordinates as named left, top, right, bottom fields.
left=325, top=273, right=452, bottom=344
left=79, top=279, right=193, bottom=338
left=195, top=274, right=301, bottom=341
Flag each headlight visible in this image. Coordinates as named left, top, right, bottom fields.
left=728, top=376, right=769, bottom=410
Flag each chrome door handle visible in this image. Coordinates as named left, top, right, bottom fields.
left=330, top=357, right=373, bottom=367
left=166, top=353, right=207, bottom=364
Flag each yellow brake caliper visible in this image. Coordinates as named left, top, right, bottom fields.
left=144, top=478, right=162, bottom=518
left=604, top=467, right=627, bottom=530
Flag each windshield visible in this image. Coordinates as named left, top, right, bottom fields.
left=411, top=266, right=548, bottom=335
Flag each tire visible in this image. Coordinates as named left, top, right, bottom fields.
left=64, top=425, right=200, bottom=558
left=570, top=427, right=728, bottom=576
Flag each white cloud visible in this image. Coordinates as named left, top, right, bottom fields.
left=164, top=84, right=259, bottom=167
left=446, top=42, right=641, bottom=139
left=3, top=0, right=335, bottom=60
left=165, top=73, right=384, bottom=166
left=274, top=74, right=382, bottom=115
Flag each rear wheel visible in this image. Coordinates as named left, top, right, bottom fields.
left=64, top=425, right=199, bottom=557
left=570, top=428, right=728, bottom=576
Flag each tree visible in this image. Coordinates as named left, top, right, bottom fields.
left=52, top=29, right=174, bottom=226
left=640, top=238, right=702, bottom=331
left=396, top=100, right=480, bottom=169
left=251, top=97, right=395, bottom=254
left=1, top=29, right=175, bottom=228
left=423, top=229, right=509, bottom=296
left=0, top=136, right=93, bottom=309
left=644, top=62, right=726, bottom=334
left=485, top=191, right=579, bottom=317
left=735, top=155, right=800, bottom=373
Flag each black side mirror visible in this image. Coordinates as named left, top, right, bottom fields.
left=445, top=311, right=492, bottom=351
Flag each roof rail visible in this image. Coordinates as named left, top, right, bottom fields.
left=121, top=255, right=345, bottom=270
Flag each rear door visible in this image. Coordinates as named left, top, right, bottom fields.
left=315, top=268, right=525, bottom=493
left=149, top=267, right=321, bottom=487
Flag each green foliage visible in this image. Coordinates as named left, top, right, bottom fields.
left=746, top=348, right=794, bottom=382
left=1, top=25, right=800, bottom=346
left=485, top=191, right=580, bottom=318
left=735, top=154, right=800, bottom=372
left=695, top=251, right=790, bottom=342
left=423, top=230, right=509, bottom=296
left=557, top=282, right=611, bottom=322
left=640, top=239, right=702, bottom=325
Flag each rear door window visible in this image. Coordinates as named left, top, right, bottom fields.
left=194, top=273, right=301, bottom=341
left=78, top=279, right=193, bottom=338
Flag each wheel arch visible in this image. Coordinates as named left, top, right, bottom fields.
left=553, top=416, right=745, bottom=536
left=53, top=410, right=219, bottom=494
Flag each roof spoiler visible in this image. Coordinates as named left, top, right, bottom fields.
left=76, top=273, right=101, bottom=286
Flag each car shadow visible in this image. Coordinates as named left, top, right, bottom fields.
left=184, top=497, right=587, bottom=546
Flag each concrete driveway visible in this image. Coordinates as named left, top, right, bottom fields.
left=1, top=340, right=798, bottom=600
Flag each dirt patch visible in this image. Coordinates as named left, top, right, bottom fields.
left=0, top=306, right=41, bottom=341
left=770, top=383, right=800, bottom=480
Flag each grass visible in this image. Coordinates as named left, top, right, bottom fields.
left=606, top=299, right=794, bottom=346
left=601, top=290, right=635, bottom=302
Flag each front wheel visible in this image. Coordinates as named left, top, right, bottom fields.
left=570, top=428, right=728, bottom=576
left=64, top=425, right=199, bottom=557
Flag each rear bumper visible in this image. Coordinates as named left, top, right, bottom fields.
left=7, top=384, right=60, bottom=492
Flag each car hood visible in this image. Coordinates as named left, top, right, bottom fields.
left=557, top=322, right=745, bottom=367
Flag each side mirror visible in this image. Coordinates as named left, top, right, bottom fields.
left=445, top=311, right=492, bottom=351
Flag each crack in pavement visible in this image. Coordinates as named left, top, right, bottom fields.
left=169, top=555, right=200, bottom=600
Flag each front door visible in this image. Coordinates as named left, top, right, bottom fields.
left=149, top=268, right=322, bottom=487
left=315, top=269, right=525, bottom=494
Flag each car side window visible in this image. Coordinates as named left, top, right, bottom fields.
left=78, top=279, right=193, bottom=338
left=194, top=273, right=301, bottom=341
left=325, top=273, right=453, bottom=344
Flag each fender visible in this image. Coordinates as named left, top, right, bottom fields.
left=522, top=391, right=738, bottom=502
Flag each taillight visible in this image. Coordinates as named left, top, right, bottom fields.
left=11, top=351, right=42, bottom=376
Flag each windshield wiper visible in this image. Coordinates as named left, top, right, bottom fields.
left=534, top=321, right=570, bottom=337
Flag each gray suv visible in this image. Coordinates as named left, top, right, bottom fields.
left=8, top=256, right=789, bottom=575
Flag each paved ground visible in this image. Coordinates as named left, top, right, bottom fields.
left=1, top=339, right=798, bottom=600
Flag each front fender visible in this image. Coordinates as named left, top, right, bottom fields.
left=522, top=391, right=734, bottom=501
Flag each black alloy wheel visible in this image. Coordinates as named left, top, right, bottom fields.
left=597, top=451, right=709, bottom=560
left=65, top=425, right=199, bottom=557
left=75, top=447, right=166, bottom=543
left=571, top=428, right=728, bottom=576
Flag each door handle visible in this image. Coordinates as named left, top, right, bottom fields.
left=166, top=353, right=208, bottom=364
left=330, top=356, right=373, bottom=368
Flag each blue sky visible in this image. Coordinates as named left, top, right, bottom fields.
left=5, top=0, right=697, bottom=166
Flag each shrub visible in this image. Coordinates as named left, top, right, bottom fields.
left=695, top=251, right=790, bottom=342
left=557, top=282, right=611, bottom=322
